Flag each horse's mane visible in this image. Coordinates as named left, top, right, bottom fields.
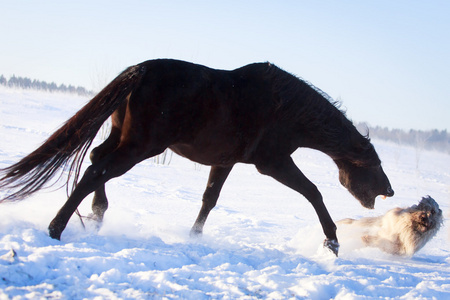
left=264, top=63, right=380, bottom=167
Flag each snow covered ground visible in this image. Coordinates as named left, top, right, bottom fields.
left=0, top=87, right=449, bottom=299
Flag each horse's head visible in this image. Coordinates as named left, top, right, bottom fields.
left=337, top=162, right=394, bottom=209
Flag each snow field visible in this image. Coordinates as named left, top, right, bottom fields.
left=0, top=87, right=449, bottom=299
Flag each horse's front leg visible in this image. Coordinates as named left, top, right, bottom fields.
left=256, top=156, right=339, bottom=256
left=190, top=165, right=233, bottom=237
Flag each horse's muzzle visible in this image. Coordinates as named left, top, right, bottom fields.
left=380, top=187, right=394, bottom=200
left=386, top=186, right=394, bottom=197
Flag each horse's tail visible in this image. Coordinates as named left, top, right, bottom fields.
left=0, top=64, right=147, bottom=202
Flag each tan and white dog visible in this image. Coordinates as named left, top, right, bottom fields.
left=338, top=196, right=442, bottom=256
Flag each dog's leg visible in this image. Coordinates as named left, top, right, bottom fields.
left=363, top=235, right=403, bottom=255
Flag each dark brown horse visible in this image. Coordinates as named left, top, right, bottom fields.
left=0, top=59, right=394, bottom=255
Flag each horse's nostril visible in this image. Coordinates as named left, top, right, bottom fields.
left=386, top=187, right=394, bottom=197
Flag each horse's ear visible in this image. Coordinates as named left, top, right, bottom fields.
left=358, top=123, right=370, bottom=139
left=349, top=133, right=369, bottom=153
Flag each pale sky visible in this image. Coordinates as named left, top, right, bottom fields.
left=1, top=0, right=449, bottom=131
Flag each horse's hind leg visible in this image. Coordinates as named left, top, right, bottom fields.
left=190, top=165, right=233, bottom=237
left=89, top=127, right=121, bottom=221
left=49, top=143, right=160, bottom=240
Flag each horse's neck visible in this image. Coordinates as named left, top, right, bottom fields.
left=299, top=119, right=371, bottom=167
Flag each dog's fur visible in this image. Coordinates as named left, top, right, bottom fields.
left=338, top=196, right=442, bottom=256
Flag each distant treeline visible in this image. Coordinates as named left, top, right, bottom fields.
left=356, top=122, right=449, bottom=154
left=0, top=74, right=94, bottom=96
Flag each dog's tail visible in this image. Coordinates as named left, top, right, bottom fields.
left=0, top=65, right=147, bottom=202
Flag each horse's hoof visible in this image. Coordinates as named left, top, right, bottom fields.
left=323, top=239, right=339, bottom=256
left=189, top=228, right=203, bottom=238
left=48, top=227, right=61, bottom=240
left=48, top=218, right=64, bottom=240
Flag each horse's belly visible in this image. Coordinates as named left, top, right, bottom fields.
left=169, top=142, right=244, bottom=166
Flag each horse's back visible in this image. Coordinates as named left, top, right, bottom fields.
left=125, top=59, right=281, bottom=165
